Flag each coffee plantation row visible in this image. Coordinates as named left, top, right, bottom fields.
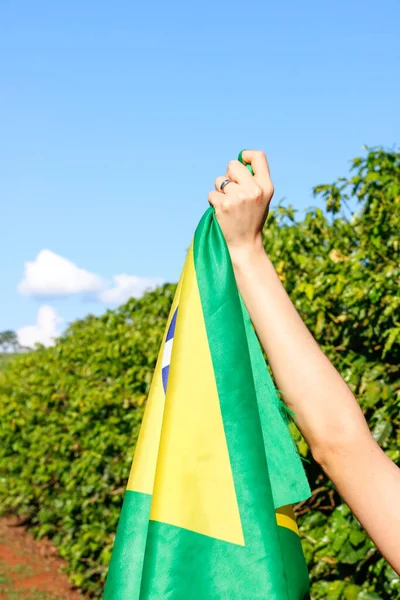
left=0, top=148, right=399, bottom=598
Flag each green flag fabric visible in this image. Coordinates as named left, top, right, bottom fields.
left=104, top=158, right=311, bottom=599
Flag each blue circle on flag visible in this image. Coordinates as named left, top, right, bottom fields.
left=161, top=308, right=178, bottom=394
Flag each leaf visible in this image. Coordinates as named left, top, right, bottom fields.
left=372, top=417, right=393, bottom=446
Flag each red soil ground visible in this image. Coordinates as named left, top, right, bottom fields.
left=0, top=516, right=84, bottom=600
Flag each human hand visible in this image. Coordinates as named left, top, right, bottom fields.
left=208, top=150, right=274, bottom=264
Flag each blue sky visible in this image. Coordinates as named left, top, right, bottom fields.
left=1, top=0, right=399, bottom=345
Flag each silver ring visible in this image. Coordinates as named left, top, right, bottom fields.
left=220, top=178, right=233, bottom=193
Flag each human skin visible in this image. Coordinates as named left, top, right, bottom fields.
left=208, top=150, right=400, bottom=574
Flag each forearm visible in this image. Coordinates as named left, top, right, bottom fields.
left=231, top=243, right=400, bottom=572
left=231, top=242, right=370, bottom=457
left=209, top=150, right=400, bottom=572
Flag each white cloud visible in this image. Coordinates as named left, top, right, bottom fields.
left=17, top=249, right=164, bottom=309
left=17, top=305, right=64, bottom=348
left=18, top=250, right=103, bottom=297
left=98, top=274, right=163, bottom=306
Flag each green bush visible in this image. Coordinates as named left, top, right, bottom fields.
left=0, top=148, right=399, bottom=598
left=263, top=147, right=399, bottom=598
left=0, top=353, right=18, bottom=370
left=0, top=286, right=176, bottom=594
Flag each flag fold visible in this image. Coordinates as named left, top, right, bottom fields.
left=104, top=182, right=311, bottom=599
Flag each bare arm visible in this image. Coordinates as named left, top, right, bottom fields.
left=209, top=150, right=400, bottom=574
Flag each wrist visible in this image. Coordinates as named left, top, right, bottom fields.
left=227, top=237, right=267, bottom=271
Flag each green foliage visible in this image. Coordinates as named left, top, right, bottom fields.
left=0, top=330, right=29, bottom=353
left=0, top=353, right=18, bottom=370
left=0, top=330, right=20, bottom=353
left=263, top=147, right=400, bottom=598
left=0, top=285, right=176, bottom=595
left=0, top=147, right=399, bottom=597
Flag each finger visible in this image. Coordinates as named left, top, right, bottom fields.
left=226, top=159, right=254, bottom=185
left=240, top=150, right=271, bottom=187
left=208, top=190, right=225, bottom=208
left=214, top=176, right=240, bottom=194
left=224, top=162, right=264, bottom=203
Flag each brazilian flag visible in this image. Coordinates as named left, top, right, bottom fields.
left=104, top=165, right=311, bottom=599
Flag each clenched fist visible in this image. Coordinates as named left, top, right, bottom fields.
left=208, top=150, right=274, bottom=263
